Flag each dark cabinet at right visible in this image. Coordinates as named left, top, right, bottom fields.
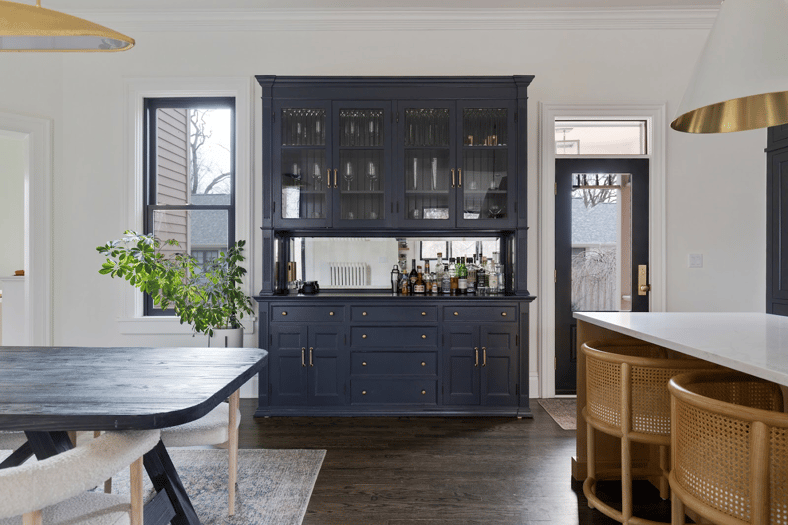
left=767, top=124, right=788, bottom=316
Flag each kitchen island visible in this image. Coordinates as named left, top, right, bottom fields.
left=572, top=311, right=788, bottom=480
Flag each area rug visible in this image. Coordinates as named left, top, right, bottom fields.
left=538, top=398, right=577, bottom=430
left=111, top=448, right=325, bottom=525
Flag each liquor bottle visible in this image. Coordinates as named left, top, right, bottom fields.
left=457, top=257, right=468, bottom=294
left=476, top=257, right=487, bottom=295
left=409, top=258, right=418, bottom=295
left=467, top=256, right=477, bottom=294
left=435, top=253, right=445, bottom=285
left=400, top=272, right=410, bottom=295
left=414, top=266, right=426, bottom=294
left=449, top=258, right=458, bottom=295
left=424, top=271, right=433, bottom=294
left=431, top=272, right=439, bottom=294
left=488, top=255, right=499, bottom=293
left=495, top=261, right=505, bottom=294
left=441, top=270, right=451, bottom=294
left=424, top=260, right=431, bottom=279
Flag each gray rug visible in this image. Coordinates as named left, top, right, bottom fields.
left=111, top=448, right=325, bottom=525
left=538, top=398, right=577, bottom=430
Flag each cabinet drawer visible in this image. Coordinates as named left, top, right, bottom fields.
left=272, top=305, right=344, bottom=322
left=351, top=306, right=437, bottom=322
left=350, top=327, right=438, bottom=347
left=443, top=306, right=516, bottom=322
left=351, top=378, right=437, bottom=405
left=352, top=352, right=437, bottom=376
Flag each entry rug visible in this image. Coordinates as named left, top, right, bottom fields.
left=538, top=398, right=577, bottom=430
left=112, top=448, right=325, bottom=525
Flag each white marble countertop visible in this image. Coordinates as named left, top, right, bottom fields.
left=574, top=312, right=788, bottom=387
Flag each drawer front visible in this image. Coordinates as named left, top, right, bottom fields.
left=352, top=352, right=437, bottom=376
left=351, top=378, right=437, bottom=404
left=443, top=306, right=516, bottom=322
left=351, top=306, right=437, bottom=322
left=350, top=326, right=438, bottom=347
left=272, top=305, right=344, bottom=322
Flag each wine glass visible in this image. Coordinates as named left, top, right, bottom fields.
left=365, top=162, right=378, bottom=191
left=312, top=162, right=322, bottom=190
left=488, top=205, right=501, bottom=218
left=343, top=161, right=354, bottom=191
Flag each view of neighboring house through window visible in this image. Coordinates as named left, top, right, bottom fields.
left=143, top=97, right=235, bottom=315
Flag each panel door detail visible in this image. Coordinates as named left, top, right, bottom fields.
left=307, top=326, right=348, bottom=406
left=270, top=324, right=309, bottom=406
left=442, top=325, right=480, bottom=406
left=479, top=324, right=518, bottom=406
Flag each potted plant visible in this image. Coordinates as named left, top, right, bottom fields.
left=97, top=230, right=254, bottom=347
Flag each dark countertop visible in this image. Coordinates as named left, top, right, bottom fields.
left=256, top=292, right=536, bottom=301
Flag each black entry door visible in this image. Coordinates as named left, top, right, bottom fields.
left=555, top=158, right=649, bottom=394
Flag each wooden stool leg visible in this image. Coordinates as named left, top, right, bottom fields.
left=671, top=491, right=685, bottom=525
left=586, top=415, right=596, bottom=509
left=228, top=389, right=240, bottom=516
left=659, top=445, right=669, bottom=500
left=621, top=435, right=632, bottom=523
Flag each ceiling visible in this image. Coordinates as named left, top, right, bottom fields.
left=37, top=0, right=722, bottom=10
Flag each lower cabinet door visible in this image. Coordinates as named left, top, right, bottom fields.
left=480, top=324, right=518, bottom=406
left=442, top=326, right=481, bottom=406
left=307, top=326, right=348, bottom=406
left=270, top=325, right=309, bottom=406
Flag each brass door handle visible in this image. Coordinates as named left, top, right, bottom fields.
left=474, top=347, right=479, bottom=367
left=640, top=285, right=651, bottom=293
left=451, top=168, right=456, bottom=188
left=309, top=347, right=314, bottom=367
left=333, top=168, right=338, bottom=188
left=638, top=265, right=650, bottom=296
left=301, top=347, right=306, bottom=367
left=327, top=169, right=331, bottom=191
left=482, top=347, right=487, bottom=367
left=458, top=168, right=462, bottom=187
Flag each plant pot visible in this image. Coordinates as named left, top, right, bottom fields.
left=209, top=327, right=243, bottom=348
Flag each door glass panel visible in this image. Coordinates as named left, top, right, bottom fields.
left=281, top=150, right=327, bottom=219
left=463, top=108, right=508, bottom=147
left=571, top=173, right=632, bottom=312
left=338, top=109, right=385, bottom=221
left=462, top=150, right=508, bottom=220
left=404, top=108, right=451, bottom=222
left=282, top=108, right=326, bottom=146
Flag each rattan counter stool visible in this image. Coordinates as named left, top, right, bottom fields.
left=582, top=340, right=718, bottom=525
left=668, top=370, right=786, bottom=525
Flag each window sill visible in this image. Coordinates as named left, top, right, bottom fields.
left=117, top=316, right=256, bottom=336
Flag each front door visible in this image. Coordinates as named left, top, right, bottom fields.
left=555, top=158, right=649, bottom=394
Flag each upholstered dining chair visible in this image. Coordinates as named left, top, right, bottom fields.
left=159, top=389, right=241, bottom=516
left=0, top=429, right=160, bottom=525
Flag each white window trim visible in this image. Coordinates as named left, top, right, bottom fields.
left=536, top=102, right=667, bottom=398
left=121, top=77, right=255, bottom=333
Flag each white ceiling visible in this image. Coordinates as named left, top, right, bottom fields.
left=39, top=0, right=722, bottom=10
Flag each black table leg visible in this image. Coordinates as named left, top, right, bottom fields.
left=143, top=440, right=201, bottom=525
left=0, top=441, right=33, bottom=469
left=25, top=431, right=72, bottom=460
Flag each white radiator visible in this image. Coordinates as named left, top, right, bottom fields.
left=329, top=262, right=369, bottom=288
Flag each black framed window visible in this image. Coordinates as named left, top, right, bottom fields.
left=143, top=97, right=236, bottom=316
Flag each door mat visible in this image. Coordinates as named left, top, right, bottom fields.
left=538, top=398, right=577, bottom=430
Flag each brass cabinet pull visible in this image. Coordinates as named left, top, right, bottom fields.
left=362, top=361, right=367, bottom=366
left=421, top=334, right=427, bottom=339
left=327, top=169, right=331, bottom=191
left=458, top=168, right=462, bottom=187
left=475, top=347, right=479, bottom=367
left=333, top=168, right=338, bottom=188
left=453, top=311, right=459, bottom=316
left=362, top=334, right=367, bottom=339
left=281, top=311, right=287, bottom=316
left=362, top=390, right=367, bottom=395
left=301, top=347, right=306, bottom=367
left=451, top=168, right=456, bottom=188
left=421, top=311, right=427, bottom=316
left=421, top=390, right=426, bottom=395
left=329, top=311, right=334, bottom=316
left=501, top=312, right=507, bottom=317
left=309, top=347, right=314, bottom=367
left=421, top=361, right=426, bottom=367
left=482, top=347, right=487, bottom=367
left=362, top=311, right=367, bottom=316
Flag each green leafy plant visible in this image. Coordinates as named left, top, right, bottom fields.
left=97, top=231, right=254, bottom=337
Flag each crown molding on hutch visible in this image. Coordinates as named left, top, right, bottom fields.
left=64, top=6, right=718, bottom=33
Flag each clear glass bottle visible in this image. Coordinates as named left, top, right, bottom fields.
left=496, top=261, right=505, bottom=294
left=467, top=256, right=477, bottom=294
left=441, top=270, right=451, bottom=294
left=448, top=257, right=458, bottom=295
left=488, top=254, right=499, bottom=293
left=431, top=272, right=439, bottom=294
left=424, top=270, right=433, bottom=295
left=400, top=272, right=410, bottom=295
left=435, top=253, right=445, bottom=285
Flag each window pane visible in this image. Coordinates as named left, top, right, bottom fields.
left=151, top=208, right=229, bottom=260
left=555, top=120, right=646, bottom=155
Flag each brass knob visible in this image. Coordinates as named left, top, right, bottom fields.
left=281, top=311, right=287, bottom=316
left=640, top=284, right=651, bottom=293
left=421, top=390, right=426, bottom=395
left=329, top=311, right=334, bottom=316
left=454, top=311, right=459, bottom=316
left=362, top=390, right=367, bottom=395
left=421, top=312, right=426, bottom=316
left=501, top=312, right=507, bottom=317
left=362, top=361, right=367, bottom=366
left=362, top=311, right=367, bottom=316
left=362, top=334, right=367, bottom=339
left=421, top=361, right=426, bottom=366
left=421, top=334, right=427, bottom=339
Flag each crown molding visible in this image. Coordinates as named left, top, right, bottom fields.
left=67, top=6, right=719, bottom=33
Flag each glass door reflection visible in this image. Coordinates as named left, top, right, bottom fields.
left=337, top=108, right=386, bottom=223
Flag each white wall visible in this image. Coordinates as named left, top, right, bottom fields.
left=0, top=18, right=767, bottom=396
left=0, top=135, right=25, bottom=277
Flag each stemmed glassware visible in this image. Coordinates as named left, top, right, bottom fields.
left=365, top=161, right=378, bottom=191
left=312, top=162, right=322, bottom=190
left=343, top=161, right=354, bottom=191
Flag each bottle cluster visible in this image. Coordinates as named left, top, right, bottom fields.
left=391, top=252, right=505, bottom=296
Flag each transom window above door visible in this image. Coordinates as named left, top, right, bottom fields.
left=555, top=120, right=647, bottom=155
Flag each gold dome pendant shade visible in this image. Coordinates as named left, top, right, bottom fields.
left=0, top=0, right=134, bottom=52
left=672, top=0, right=788, bottom=133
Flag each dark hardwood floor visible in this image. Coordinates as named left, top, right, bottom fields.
left=238, top=399, right=673, bottom=524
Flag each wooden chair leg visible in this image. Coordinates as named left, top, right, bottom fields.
left=228, top=389, right=240, bottom=516
left=130, top=456, right=144, bottom=525
left=671, top=491, right=685, bottom=525
left=586, top=414, right=595, bottom=509
left=22, top=510, right=42, bottom=525
left=659, top=445, right=670, bottom=500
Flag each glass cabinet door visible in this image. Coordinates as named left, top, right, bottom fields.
left=457, top=101, right=517, bottom=228
left=333, top=102, right=391, bottom=227
left=398, top=102, right=455, bottom=227
left=274, top=101, right=332, bottom=227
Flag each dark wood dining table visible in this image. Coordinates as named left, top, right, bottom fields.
left=0, top=346, right=268, bottom=525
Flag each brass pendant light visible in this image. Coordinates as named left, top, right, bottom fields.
left=0, top=0, right=134, bottom=52
left=672, top=0, right=788, bottom=133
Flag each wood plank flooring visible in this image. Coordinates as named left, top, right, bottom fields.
left=238, top=400, right=672, bottom=524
